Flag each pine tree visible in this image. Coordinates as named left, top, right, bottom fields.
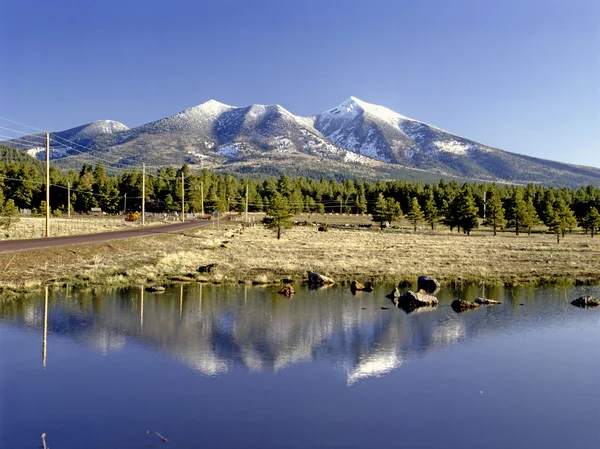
left=523, top=198, right=541, bottom=236
left=483, top=188, right=505, bottom=236
left=506, top=190, right=528, bottom=236
left=372, top=194, right=402, bottom=229
left=547, top=210, right=563, bottom=243
left=263, top=192, right=294, bottom=239
left=372, top=193, right=388, bottom=229
left=442, top=194, right=460, bottom=232
left=581, top=207, right=600, bottom=238
left=407, top=197, right=424, bottom=231
left=356, top=189, right=368, bottom=215
left=555, top=199, right=577, bottom=237
left=423, top=192, right=439, bottom=230
left=0, top=199, right=20, bottom=231
left=457, top=187, right=479, bottom=235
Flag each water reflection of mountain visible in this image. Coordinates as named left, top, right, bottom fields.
left=0, top=283, right=588, bottom=384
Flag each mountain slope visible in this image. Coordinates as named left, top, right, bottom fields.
left=4, top=98, right=599, bottom=187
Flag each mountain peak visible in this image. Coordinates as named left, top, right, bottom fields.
left=186, top=99, right=234, bottom=116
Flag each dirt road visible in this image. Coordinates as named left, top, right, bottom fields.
left=0, top=219, right=216, bottom=254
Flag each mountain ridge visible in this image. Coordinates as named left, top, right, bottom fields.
left=3, top=97, right=599, bottom=187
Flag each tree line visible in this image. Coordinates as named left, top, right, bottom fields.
left=1, top=144, right=599, bottom=239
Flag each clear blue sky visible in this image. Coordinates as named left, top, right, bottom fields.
left=1, top=0, right=598, bottom=167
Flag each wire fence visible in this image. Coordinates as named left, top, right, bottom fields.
left=0, top=213, right=193, bottom=240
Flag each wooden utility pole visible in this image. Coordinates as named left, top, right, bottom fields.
left=200, top=181, right=204, bottom=215
left=142, top=163, right=146, bottom=226
left=181, top=173, right=185, bottom=222
left=245, top=183, right=249, bottom=222
left=67, top=182, right=71, bottom=218
left=123, top=193, right=127, bottom=215
left=45, top=132, right=50, bottom=237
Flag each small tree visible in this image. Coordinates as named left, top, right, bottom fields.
left=372, top=193, right=402, bottom=229
left=0, top=199, right=20, bottom=232
left=581, top=207, right=600, bottom=238
left=263, top=192, right=293, bottom=239
left=423, top=192, right=439, bottom=230
left=407, top=197, right=424, bottom=231
left=547, top=211, right=564, bottom=243
left=506, top=190, right=528, bottom=236
left=457, top=187, right=479, bottom=235
left=555, top=199, right=577, bottom=237
left=483, top=188, right=505, bottom=236
left=523, top=198, right=541, bottom=236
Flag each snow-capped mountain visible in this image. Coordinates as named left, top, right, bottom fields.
left=9, top=120, right=129, bottom=160
left=4, top=98, right=600, bottom=187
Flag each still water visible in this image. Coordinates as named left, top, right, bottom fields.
left=0, top=283, right=598, bottom=449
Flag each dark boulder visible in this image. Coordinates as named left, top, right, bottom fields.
left=391, top=290, right=438, bottom=313
left=571, top=296, right=600, bottom=308
left=307, top=271, right=335, bottom=286
left=197, top=263, right=218, bottom=274
left=451, top=299, right=480, bottom=312
left=417, top=276, right=441, bottom=295
left=362, top=282, right=374, bottom=292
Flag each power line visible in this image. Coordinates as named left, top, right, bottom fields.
left=0, top=115, right=45, bottom=133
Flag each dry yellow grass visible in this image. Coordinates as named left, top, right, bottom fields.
left=0, top=222, right=599, bottom=294
left=1, top=216, right=169, bottom=240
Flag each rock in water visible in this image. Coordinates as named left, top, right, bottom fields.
left=362, top=282, right=374, bottom=292
left=571, top=296, right=600, bottom=308
left=386, top=287, right=401, bottom=300
left=278, top=284, right=295, bottom=297
left=307, top=271, right=335, bottom=286
left=474, top=297, right=502, bottom=305
left=351, top=281, right=365, bottom=292
left=145, top=286, right=166, bottom=293
left=451, top=299, right=480, bottom=312
left=392, top=291, right=438, bottom=313
left=417, top=276, right=440, bottom=295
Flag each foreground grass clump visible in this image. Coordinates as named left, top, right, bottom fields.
left=0, top=223, right=599, bottom=295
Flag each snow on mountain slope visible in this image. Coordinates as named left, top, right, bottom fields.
left=6, top=97, right=600, bottom=187
left=3, top=120, right=129, bottom=160
left=314, top=97, right=418, bottom=163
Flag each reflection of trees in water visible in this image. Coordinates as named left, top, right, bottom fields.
left=0, top=283, right=582, bottom=384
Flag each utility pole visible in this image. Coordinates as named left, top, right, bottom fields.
left=200, top=181, right=204, bottom=215
left=45, top=132, right=50, bottom=237
left=123, top=193, right=127, bottom=216
left=67, top=181, right=71, bottom=219
left=245, top=183, right=249, bottom=222
left=181, top=173, right=185, bottom=222
left=142, top=163, right=146, bottom=226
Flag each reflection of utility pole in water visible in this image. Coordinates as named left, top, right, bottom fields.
left=42, top=286, right=48, bottom=368
left=198, top=283, right=203, bottom=318
left=244, top=284, right=247, bottom=306
left=140, top=285, right=144, bottom=329
left=179, top=284, right=183, bottom=319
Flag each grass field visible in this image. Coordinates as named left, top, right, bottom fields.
left=0, top=213, right=599, bottom=294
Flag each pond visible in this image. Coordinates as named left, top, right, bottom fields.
left=0, top=283, right=599, bottom=449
